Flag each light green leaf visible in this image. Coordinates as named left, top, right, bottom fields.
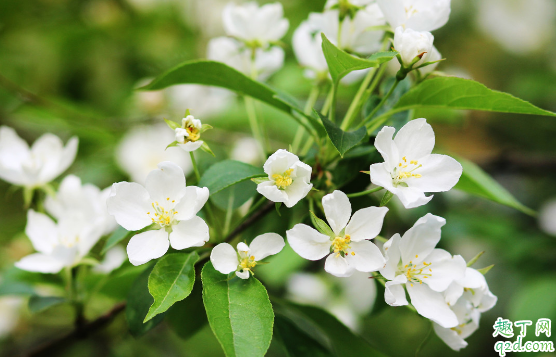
left=321, top=33, right=396, bottom=86
left=310, top=211, right=334, bottom=237
left=466, top=251, right=485, bottom=267
left=167, top=281, right=207, bottom=341
left=199, top=160, right=265, bottom=196
left=144, top=252, right=199, bottom=323
left=102, top=227, right=130, bottom=254
left=0, top=282, right=36, bottom=296
left=251, top=177, right=269, bottom=185
left=201, top=124, right=213, bottom=133
left=28, top=296, right=66, bottom=314
left=141, top=60, right=323, bottom=138
left=380, top=191, right=394, bottom=207
left=477, top=264, right=494, bottom=275
left=202, top=262, right=274, bottom=357
left=126, top=264, right=166, bottom=337
left=454, top=156, right=534, bottom=215
left=166, top=141, right=179, bottom=150
left=391, top=77, right=556, bottom=117
left=200, top=141, right=215, bottom=157
left=315, top=110, right=367, bottom=157
left=164, top=118, right=180, bottom=130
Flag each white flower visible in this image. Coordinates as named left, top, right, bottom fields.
left=0, top=126, right=78, bottom=189
left=116, top=124, right=192, bottom=184
left=15, top=210, right=104, bottom=273
left=393, top=26, right=434, bottom=67
left=434, top=267, right=498, bottom=351
left=222, top=2, right=289, bottom=47
left=377, top=0, right=451, bottom=32
left=287, top=190, right=388, bottom=278
left=539, top=199, right=556, bottom=236
left=211, top=233, right=285, bottom=279
left=369, top=119, right=462, bottom=209
left=380, top=214, right=466, bottom=328
left=207, top=36, right=285, bottom=81
left=93, top=246, right=127, bottom=274
left=0, top=296, right=22, bottom=337
left=230, top=137, right=263, bottom=165
left=107, top=161, right=210, bottom=266
left=477, top=0, right=555, bottom=55
left=292, top=21, right=329, bottom=81
left=166, top=84, right=232, bottom=119
left=257, top=149, right=313, bottom=208
left=175, top=115, right=204, bottom=152
left=418, top=45, right=441, bottom=76
left=45, top=175, right=117, bottom=236
left=325, top=0, right=376, bottom=7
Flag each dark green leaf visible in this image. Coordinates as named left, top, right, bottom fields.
left=0, top=282, right=35, bottom=296
left=28, top=296, right=66, bottom=313
left=211, top=180, right=257, bottom=210
left=454, top=156, right=534, bottom=215
left=199, top=160, right=265, bottom=196
left=392, top=77, right=556, bottom=117
left=126, top=264, right=166, bottom=337
left=202, top=262, right=274, bottom=357
left=316, top=110, right=367, bottom=157
left=275, top=315, right=334, bottom=357
left=144, top=252, right=199, bottom=322
left=167, top=281, right=207, bottom=340
left=321, top=34, right=396, bottom=86
left=364, top=78, right=412, bottom=134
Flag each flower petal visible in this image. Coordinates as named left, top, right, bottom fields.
left=424, top=249, right=466, bottom=292
left=211, top=243, right=239, bottom=274
left=369, top=163, right=396, bottom=192
left=408, top=154, right=462, bottom=193
left=433, top=323, right=468, bottom=352
left=93, top=246, right=126, bottom=274
left=399, top=213, right=445, bottom=266
left=286, top=224, right=331, bottom=261
left=380, top=233, right=401, bottom=280
left=145, top=161, right=187, bottom=204
left=324, top=254, right=354, bottom=277
left=384, top=274, right=408, bottom=306
left=393, top=118, right=435, bottom=160
left=323, top=190, right=351, bottom=235
left=25, top=210, right=58, bottom=254
left=248, top=233, right=285, bottom=261
left=263, top=149, right=299, bottom=176
left=459, top=267, right=486, bottom=289
left=346, top=240, right=386, bottom=272
left=283, top=179, right=312, bottom=208
left=15, top=253, right=67, bottom=274
left=407, top=282, right=458, bottom=328
left=257, top=180, right=287, bottom=204
left=374, top=126, right=399, bottom=171
left=395, top=186, right=433, bottom=209
left=178, top=141, right=203, bottom=152
left=169, top=216, right=209, bottom=250
left=346, top=206, right=388, bottom=242
left=174, top=186, right=209, bottom=221
left=236, top=270, right=250, bottom=279
left=126, top=229, right=169, bottom=266
left=107, top=182, right=152, bottom=231
left=443, top=282, right=464, bottom=307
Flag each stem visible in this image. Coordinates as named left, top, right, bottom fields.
left=64, top=267, right=73, bottom=301
left=223, top=191, right=235, bottom=236
left=292, top=85, right=320, bottom=154
left=322, top=85, right=334, bottom=116
left=190, top=152, right=201, bottom=183
left=190, top=151, right=220, bottom=237
left=346, top=186, right=383, bottom=198
left=341, top=67, right=377, bottom=130
left=230, top=196, right=267, bottom=233
left=415, top=323, right=433, bottom=357
left=362, top=78, right=400, bottom=127
left=244, top=96, right=267, bottom=161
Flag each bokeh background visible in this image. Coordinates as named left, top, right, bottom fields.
left=0, top=0, right=555, bottom=356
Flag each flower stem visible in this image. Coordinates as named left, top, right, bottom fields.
left=346, top=186, right=383, bottom=198
left=362, top=78, right=400, bottom=128
left=190, top=151, right=220, bottom=238
left=190, top=152, right=201, bottom=183
left=341, top=67, right=377, bottom=130
left=244, top=96, right=267, bottom=161
left=292, top=85, right=320, bottom=154
left=223, top=190, right=235, bottom=236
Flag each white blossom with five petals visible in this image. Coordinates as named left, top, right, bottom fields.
left=369, top=119, right=462, bottom=209
left=256, top=149, right=313, bottom=208
left=107, top=161, right=210, bottom=266
left=211, top=233, right=285, bottom=279
left=380, top=213, right=466, bottom=328
left=377, top=0, right=451, bottom=32
left=287, top=190, right=388, bottom=278
left=0, top=126, right=77, bottom=189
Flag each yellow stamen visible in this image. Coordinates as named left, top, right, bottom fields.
left=272, top=168, right=294, bottom=190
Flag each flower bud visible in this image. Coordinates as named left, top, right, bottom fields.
left=393, top=26, right=434, bottom=68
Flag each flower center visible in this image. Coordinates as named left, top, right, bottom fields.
left=186, top=126, right=200, bottom=142
left=330, top=234, right=355, bottom=258
left=397, top=256, right=433, bottom=287
left=239, top=255, right=257, bottom=272
left=404, top=6, right=418, bottom=17
left=272, top=168, right=294, bottom=190
left=148, top=198, right=178, bottom=228
left=392, top=156, right=422, bottom=187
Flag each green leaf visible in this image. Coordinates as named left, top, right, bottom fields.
left=164, top=118, right=180, bottom=130
left=454, top=156, right=534, bottom=215
left=310, top=211, right=334, bottom=237
left=199, top=160, right=265, bottom=196
left=126, top=264, right=166, bottom=337
left=202, top=262, right=274, bottom=357
left=28, top=296, right=66, bottom=313
left=201, top=124, right=213, bottom=133
left=251, top=177, right=269, bottom=185
left=274, top=315, right=334, bottom=357
left=144, top=252, right=199, bottom=323
left=166, top=141, right=179, bottom=150
left=102, top=226, right=130, bottom=254
left=391, top=77, right=556, bottom=117
left=379, top=191, right=394, bottom=207
left=167, top=281, right=207, bottom=341
left=141, top=60, right=323, bottom=138
left=321, top=33, right=396, bottom=86
left=477, top=264, right=494, bottom=275
left=466, top=251, right=485, bottom=267
left=315, top=110, right=367, bottom=157
left=0, top=281, right=35, bottom=296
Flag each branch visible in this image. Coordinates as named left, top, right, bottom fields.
left=224, top=200, right=275, bottom=243
left=22, top=302, right=126, bottom=357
